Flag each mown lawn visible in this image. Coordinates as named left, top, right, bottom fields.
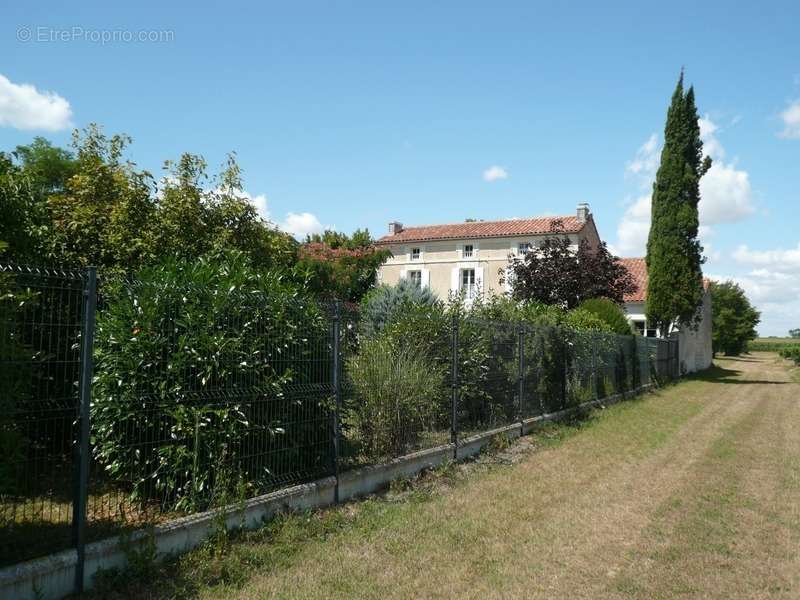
left=84, top=353, right=800, bottom=599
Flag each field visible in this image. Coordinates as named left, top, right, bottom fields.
left=747, top=337, right=800, bottom=352
left=86, top=353, right=800, bottom=599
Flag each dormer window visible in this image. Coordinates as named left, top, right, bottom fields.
left=464, top=244, right=473, bottom=258
left=411, top=247, right=421, bottom=260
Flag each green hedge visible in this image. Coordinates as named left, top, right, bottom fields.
left=92, top=252, right=330, bottom=511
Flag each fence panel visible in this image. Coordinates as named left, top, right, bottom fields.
left=0, top=266, right=85, bottom=565
left=456, top=316, right=519, bottom=439
left=338, top=304, right=454, bottom=468
left=84, top=276, right=335, bottom=541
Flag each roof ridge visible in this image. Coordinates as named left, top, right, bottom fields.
left=396, top=214, right=575, bottom=231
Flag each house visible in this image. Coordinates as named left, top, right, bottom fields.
left=376, top=205, right=713, bottom=374
left=619, top=257, right=713, bottom=373
left=375, top=203, right=601, bottom=300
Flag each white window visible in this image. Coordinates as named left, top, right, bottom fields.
left=461, top=268, right=476, bottom=298
left=411, top=247, right=421, bottom=260
left=518, top=242, right=532, bottom=255
left=463, top=244, right=473, bottom=258
left=408, top=270, right=422, bottom=287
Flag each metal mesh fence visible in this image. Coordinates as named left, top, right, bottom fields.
left=0, top=263, right=682, bottom=583
left=0, top=265, right=85, bottom=566
left=457, top=317, right=519, bottom=436
left=338, top=303, right=454, bottom=468
left=85, top=274, right=335, bottom=540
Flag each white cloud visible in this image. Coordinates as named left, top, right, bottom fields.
left=778, top=100, right=800, bottom=139
left=715, top=272, right=800, bottom=305
left=698, top=116, right=755, bottom=224
left=233, top=189, right=269, bottom=220
left=223, top=188, right=327, bottom=240
left=611, top=119, right=755, bottom=257
left=625, top=133, right=659, bottom=180
left=608, top=194, right=651, bottom=257
left=280, top=212, right=325, bottom=239
left=0, top=73, right=73, bottom=131
left=733, top=243, right=800, bottom=271
left=699, top=115, right=725, bottom=159
left=482, top=165, right=508, bottom=182
left=699, top=160, right=754, bottom=224
left=725, top=243, right=800, bottom=334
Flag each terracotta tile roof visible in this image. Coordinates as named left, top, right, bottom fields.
left=620, top=257, right=647, bottom=303
left=376, top=215, right=585, bottom=245
left=620, top=257, right=710, bottom=303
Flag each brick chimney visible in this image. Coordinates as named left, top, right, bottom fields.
left=576, top=203, right=590, bottom=223
left=388, top=221, right=404, bottom=235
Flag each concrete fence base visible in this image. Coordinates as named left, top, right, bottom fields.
left=0, top=384, right=653, bottom=600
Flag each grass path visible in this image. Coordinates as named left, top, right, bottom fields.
left=91, top=353, right=800, bottom=599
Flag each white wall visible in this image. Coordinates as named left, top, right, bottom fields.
left=624, top=295, right=713, bottom=374
left=675, top=290, right=713, bottom=373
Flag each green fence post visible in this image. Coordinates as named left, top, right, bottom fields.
left=73, top=266, right=96, bottom=594
left=331, top=300, right=341, bottom=503
left=518, top=325, right=525, bottom=428
left=451, top=313, right=459, bottom=460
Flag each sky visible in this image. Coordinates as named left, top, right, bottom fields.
left=2, top=1, right=800, bottom=335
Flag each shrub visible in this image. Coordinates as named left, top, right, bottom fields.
left=92, top=252, right=330, bottom=511
left=577, top=298, right=632, bottom=335
left=469, top=294, right=612, bottom=334
left=780, top=346, right=800, bottom=365
left=360, top=279, right=438, bottom=337
left=345, top=335, right=445, bottom=459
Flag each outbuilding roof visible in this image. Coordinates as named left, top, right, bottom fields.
left=620, top=257, right=710, bottom=303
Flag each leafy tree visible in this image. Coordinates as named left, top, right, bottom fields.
left=1, top=126, right=298, bottom=273
left=296, top=229, right=389, bottom=302
left=578, top=298, right=633, bottom=335
left=789, top=328, right=800, bottom=338
left=505, top=223, right=635, bottom=309
left=0, top=156, right=43, bottom=261
left=646, top=73, right=711, bottom=336
left=47, top=125, right=157, bottom=269
left=709, top=280, right=760, bottom=356
left=12, top=137, right=78, bottom=197
left=154, top=152, right=298, bottom=271
left=0, top=138, right=78, bottom=262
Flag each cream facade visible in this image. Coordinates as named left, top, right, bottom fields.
left=377, top=205, right=600, bottom=302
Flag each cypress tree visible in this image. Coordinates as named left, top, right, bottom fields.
left=645, top=72, right=711, bottom=336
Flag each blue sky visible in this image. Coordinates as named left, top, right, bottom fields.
left=3, top=1, right=800, bottom=335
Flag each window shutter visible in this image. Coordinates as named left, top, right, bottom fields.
left=450, top=267, right=460, bottom=295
